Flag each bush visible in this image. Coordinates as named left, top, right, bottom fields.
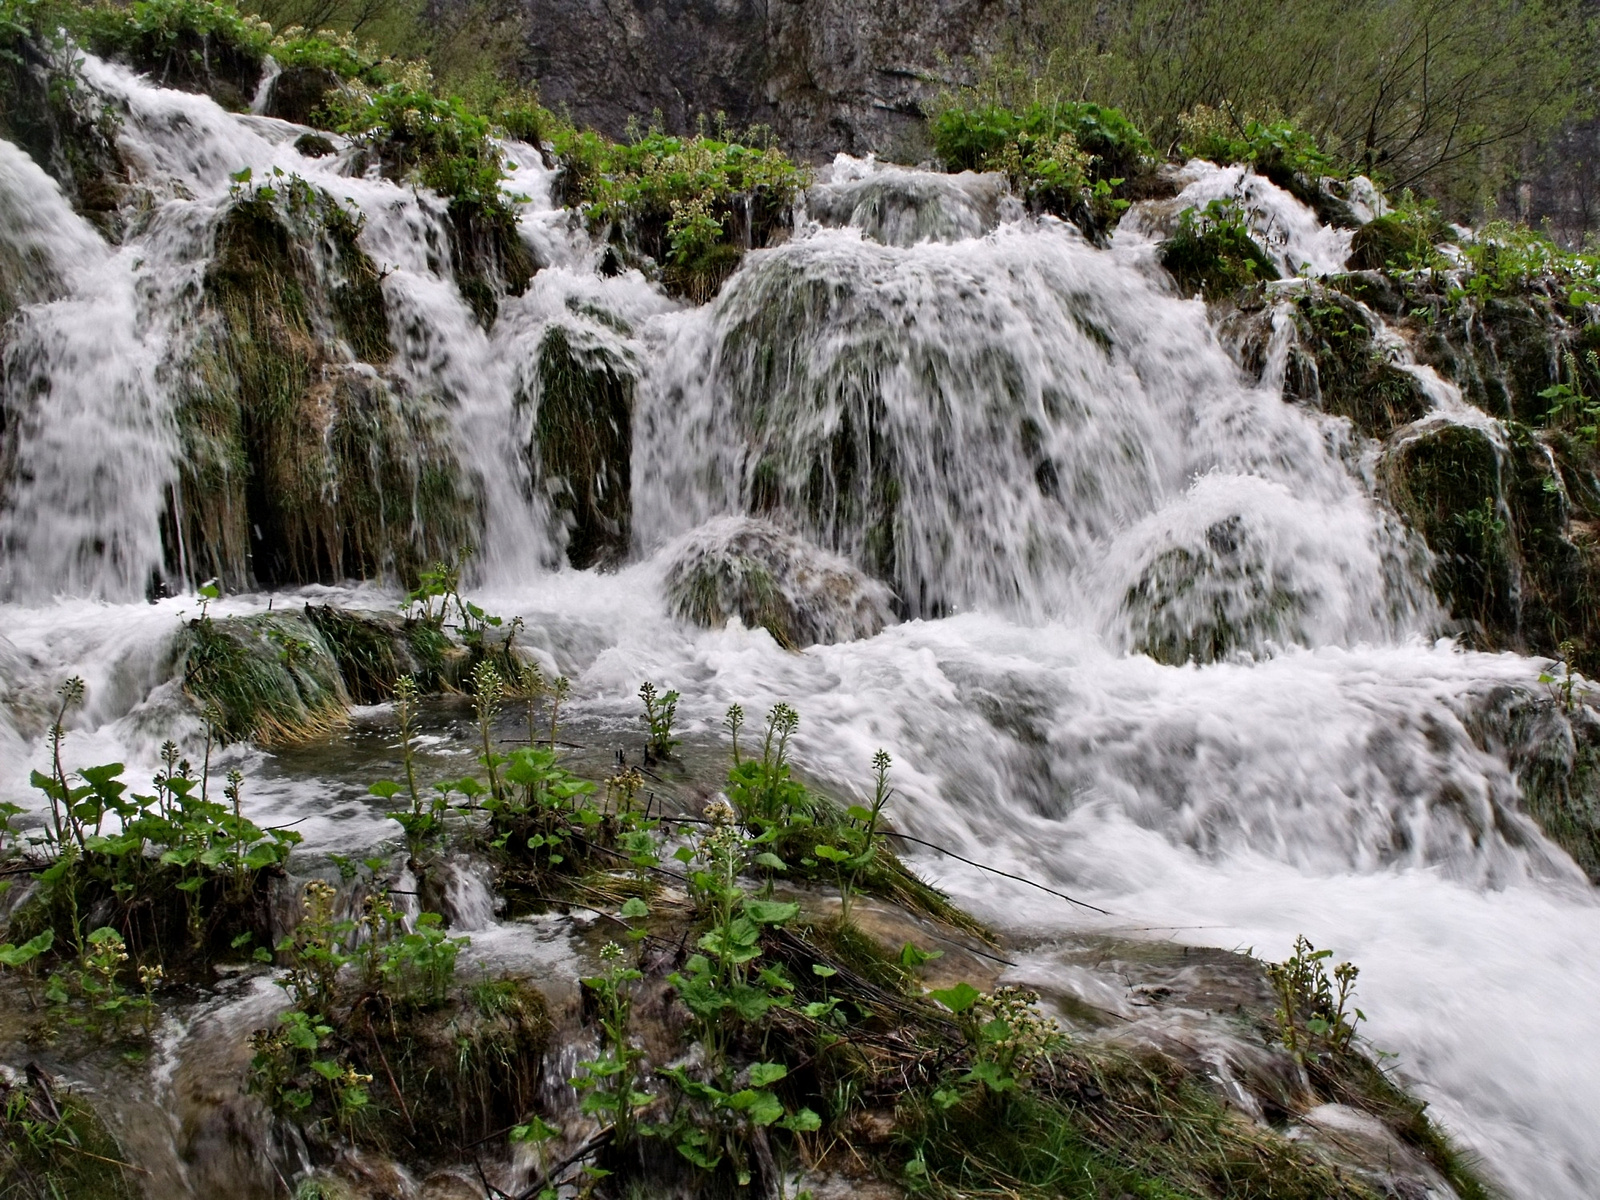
left=1452, top=221, right=1600, bottom=308
left=1177, top=104, right=1334, bottom=178
left=1159, top=198, right=1280, bottom=299
left=929, top=100, right=1150, bottom=232
left=549, top=122, right=807, bottom=300
left=1346, top=193, right=1449, bottom=271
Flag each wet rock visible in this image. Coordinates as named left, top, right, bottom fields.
left=263, top=66, right=340, bottom=126
left=663, top=516, right=895, bottom=649
left=0, top=35, right=128, bottom=232
left=89, top=26, right=265, bottom=112
left=526, top=325, right=633, bottom=569
left=293, top=132, right=337, bottom=158
left=1345, top=213, right=1445, bottom=271
left=1282, top=287, right=1430, bottom=439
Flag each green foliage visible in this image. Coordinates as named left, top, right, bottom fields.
left=1159, top=198, right=1280, bottom=299
left=968, top=0, right=1589, bottom=216
left=1451, top=221, right=1600, bottom=308
left=1265, top=935, right=1364, bottom=1064
left=550, top=121, right=806, bottom=300
left=1538, top=349, right=1600, bottom=442
left=21, top=692, right=299, bottom=974
left=0, top=1070, right=139, bottom=1199
left=1177, top=104, right=1334, bottom=177
left=573, top=941, right=650, bottom=1145
left=638, top=680, right=680, bottom=764
left=1346, top=191, right=1449, bottom=271
left=929, top=100, right=1147, bottom=228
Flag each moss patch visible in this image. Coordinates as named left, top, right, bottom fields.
left=527, top=325, right=634, bottom=569
left=1284, top=289, right=1430, bottom=438
left=174, top=178, right=474, bottom=591
left=181, top=611, right=348, bottom=744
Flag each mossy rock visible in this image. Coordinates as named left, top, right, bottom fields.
left=0, top=34, right=127, bottom=230
left=662, top=516, right=895, bottom=649
left=1121, top=514, right=1306, bottom=665
left=182, top=611, right=348, bottom=744
left=1284, top=289, right=1430, bottom=438
left=526, top=325, right=633, bottom=569
left=305, top=605, right=424, bottom=703
left=1382, top=420, right=1515, bottom=639
left=263, top=66, right=340, bottom=126
left=1346, top=213, right=1444, bottom=271
left=1464, top=684, right=1600, bottom=882
left=173, top=183, right=474, bottom=591
left=448, top=199, right=537, bottom=328
left=87, top=24, right=264, bottom=111
left=1159, top=216, right=1280, bottom=301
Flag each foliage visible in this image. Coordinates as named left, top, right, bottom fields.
left=19, top=682, right=299, bottom=974
left=1159, top=198, right=1280, bottom=299
left=1346, top=191, right=1449, bottom=271
left=550, top=121, right=806, bottom=299
left=1538, top=349, right=1600, bottom=443
left=1176, top=104, right=1335, bottom=179
left=638, top=680, right=680, bottom=764
left=974, top=0, right=1590, bottom=216
left=929, top=99, right=1147, bottom=229
left=1265, top=936, right=1364, bottom=1064
left=0, top=1069, right=139, bottom=1199
left=1450, top=221, right=1600, bottom=308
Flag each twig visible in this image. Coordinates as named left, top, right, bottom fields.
left=887, top=833, right=1113, bottom=915
left=366, top=1012, right=415, bottom=1134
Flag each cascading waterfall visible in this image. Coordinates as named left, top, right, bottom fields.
left=2, top=56, right=1598, bottom=1200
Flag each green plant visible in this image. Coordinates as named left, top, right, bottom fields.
left=1539, top=349, right=1600, bottom=441
left=1159, top=198, right=1280, bottom=299
left=1265, top=935, right=1363, bottom=1063
left=1177, top=104, right=1335, bottom=177
left=378, top=911, right=467, bottom=1007
left=573, top=941, right=651, bottom=1146
left=812, top=749, right=893, bottom=925
left=1539, top=638, right=1591, bottom=712
left=638, top=680, right=680, bottom=764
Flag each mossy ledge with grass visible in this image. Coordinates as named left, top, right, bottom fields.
left=0, top=602, right=1514, bottom=1198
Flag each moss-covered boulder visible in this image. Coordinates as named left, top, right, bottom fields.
left=84, top=11, right=265, bottom=112
left=1346, top=213, right=1446, bottom=271
left=525, top=324, right=634, bottom=569
left=663, top=516, right=895, bottom=648
left=1462, top=683, right=1600, bottom=882
left=261, top=65, right=339, bottom=126
left=1283, top=288, right=1431, bottom=438
left=1382, top=419, right=1516, bottom=639
left=1120, top=514, right=1307, bottom=665
left=0, top=31, right=126, bottom=230
left=174, top=180, right=475, bottom=591
left=181, top=611, right=349, bottom=744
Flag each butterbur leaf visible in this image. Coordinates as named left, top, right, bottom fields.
left=742, top=898, right=799, bottom=925
left=900, top=942, right=943, bottom=968
left=369, top=780, right=402, bottom=800
left=932, top=1087, right=961, bottom=1110
left=780, top=1107, right=821, bottom=1132
left=812, top=963, right=838, bottom=978
left=813, top=843, right=849, bottom=863
left=619, top=897, right=649, bottom=919
left=961, top=1059, right=1015, bottom=1091
left=747, top=1062, right=787, bottom=1087
left=846, top=804, right=874, bottom=823
left=930, top=982, right=981, bottom=1014
left=754, top=851, right=787, bottom=871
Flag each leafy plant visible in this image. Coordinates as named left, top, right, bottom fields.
left=1159, top=198, right=1280, bottom=299
left=639, top=680, right=680, bottom=764
left=1265, top=935, right=1363, bottom=1063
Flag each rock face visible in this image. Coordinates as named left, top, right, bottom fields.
left=512, top=0, right=1018, bottom=160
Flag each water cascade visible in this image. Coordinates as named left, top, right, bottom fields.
left=2, top=55, right=1599, bottom=1200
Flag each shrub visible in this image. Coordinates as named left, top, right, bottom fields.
left=1451, top=221, right=1600, bottom=308
left=929, top=100, right=1150, bottom=232
left=1178, top=104, right=1335, bottom=179
left=1159, top=198, right=1280, bottom=299
left=549, top=122, right=807, bottom=300
left=1346, top=192, right=1449, bottom=271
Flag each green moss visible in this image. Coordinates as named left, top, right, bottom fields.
left=1384, top=422, right=1514, bottom=638
left=81, top=0, right=269, bottom=111
left=182, top=612, right=348, bottom=745
left=1159, top=199, right=1280, bottom=300
left=527, top=325, right=634, bottom=569
left=174, top=176, right=473, bottom=590
left=1285, top=290, right=1429, bottom=438
left=1347, top=212, right=1447, bottom=272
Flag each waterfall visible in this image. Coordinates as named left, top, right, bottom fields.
left=2, top=59, right=1599, bottom=1200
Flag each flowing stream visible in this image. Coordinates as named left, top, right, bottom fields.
left=2, top=56, right=1599, bottom=1199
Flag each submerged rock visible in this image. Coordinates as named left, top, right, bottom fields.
left=662, top=516, right=895, bottom=648
left=182, top=611, right=349, bottom=745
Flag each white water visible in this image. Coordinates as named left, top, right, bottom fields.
left=2, top=59, right=1598, bottom=1198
